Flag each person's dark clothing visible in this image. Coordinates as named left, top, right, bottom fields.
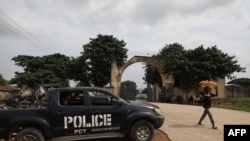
left=200, top=92, right=217, bottom=108
left=198, top=87, right=218, bottom=129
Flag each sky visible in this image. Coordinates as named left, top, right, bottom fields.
left=0, top=0, right=249, bottom=89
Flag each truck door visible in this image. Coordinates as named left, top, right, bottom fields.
left=87, top=89, right=128, bottom=134
left=51, top=90, right=90, bottom=137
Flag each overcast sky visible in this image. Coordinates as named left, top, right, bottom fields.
left=0, top=0, right=249, bottom=89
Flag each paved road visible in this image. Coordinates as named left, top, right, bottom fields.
left=155, top=102, right=250, bottom=141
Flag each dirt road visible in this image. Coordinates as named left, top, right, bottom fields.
left=156, top=102, right=250, bottom=141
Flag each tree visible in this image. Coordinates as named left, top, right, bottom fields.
left=141, top=88, right=148, bottom=94
left=143, top=43, right=185, bottom=88
left=144, top=43, right=245, bottom=101
left=0, top=74, right=8, bottom=85
left=67, top=55, right=91, bottom=86
left=162, top=44, right=245, bottom=96
left=228, top=78, right=250, bottom=86
left=70, top=34, right=128, bottom=86
left=143, top=43, right=185, bottom=92
left=10, top=53, right=71, bottom=88
left=188, top=46, right=245, bottom=80
left=121, top=80, right=137, bottom=89
left=143, top=63, right=162, bottom=87
left=144, top=43, right=186, bottom=88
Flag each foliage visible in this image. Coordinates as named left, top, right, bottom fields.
left=227, top=78, right=250, bottom=86
left=163, top=45, right=245, bottom=93
left=121, top=80, right=137, bottom=89
left=141, top=88, right=148, bottom=94
left=144, top=43, right=246, bottom=97
left=143, top=43, right=186, bottom=88
left=163, top=44, right=245, bottom=92
left=69, top=34, right=128, bottom=86
left=143, top=64, right=162, bottom=87
left=10, top=53, right=71, bottom=88
left=187, top=46, right=245, bottom=80
left=0, top=74, right=8, bottom=85
left=67, top=56, right=91, bottom=86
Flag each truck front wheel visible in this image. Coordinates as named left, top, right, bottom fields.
left=15, top=127, right=45, bottom=141
left=130, top=120, right=154, bottom=141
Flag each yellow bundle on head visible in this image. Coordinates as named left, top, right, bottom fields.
left=199, top=80, right=217, bottom=88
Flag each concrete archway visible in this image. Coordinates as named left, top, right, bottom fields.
left=111, top=56, right=173, bottom=101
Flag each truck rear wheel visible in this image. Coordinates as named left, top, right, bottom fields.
left=15, top=127, right=45, bottom=141
left=130, top=120, right=154, bottom=141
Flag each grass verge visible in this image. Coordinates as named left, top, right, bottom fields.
left=212, top=97, right=250, bottom=112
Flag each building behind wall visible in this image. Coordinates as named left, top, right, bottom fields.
left=0, top=84, right=21, bottom=101
left=225, top=84, right=250, bottom=98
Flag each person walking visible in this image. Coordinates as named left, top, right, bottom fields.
left=198, top=86, right=218, bottom=129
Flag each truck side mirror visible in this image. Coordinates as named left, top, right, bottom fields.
left=117, top=99, right=123, bottom=106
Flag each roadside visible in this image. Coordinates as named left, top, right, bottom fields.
left=156, top=102, right=250, bottom=141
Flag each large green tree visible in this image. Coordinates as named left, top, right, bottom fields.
left=69, top=34, right=128, bottom=86
left=10, top=53, right=71, bottom=88
left=145, top=43, right=245, bottom=99
left=163, top=44, right=245, bottom=95
left=143, top=43, right=185, bottom=88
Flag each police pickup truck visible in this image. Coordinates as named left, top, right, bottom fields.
left=0, top=87, right=164, bottom=141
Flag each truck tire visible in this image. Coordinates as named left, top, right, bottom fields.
left=15, top=127, right=45, bottom=141
left=130, top=120, right=154, bottom=141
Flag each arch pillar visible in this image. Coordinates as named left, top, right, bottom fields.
left=154, top=84, right=160, bottom=102
left=111, top=59, right=121, bottom=95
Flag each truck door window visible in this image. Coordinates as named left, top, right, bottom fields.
left=59, top=91, right=84, bottom=106
left=89, top=90, right=117, bottom=106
